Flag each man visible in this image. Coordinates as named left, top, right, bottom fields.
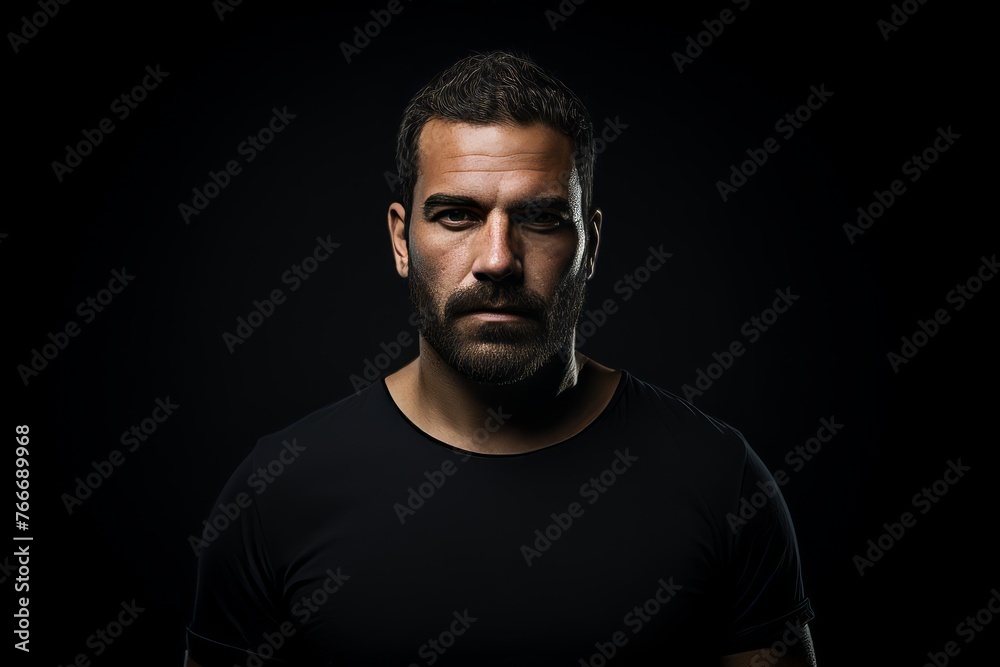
left=185, top=51, right=817, bottom=666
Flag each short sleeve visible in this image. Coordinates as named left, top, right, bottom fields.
left=720, top=438, right=815, bottom=654
left=186, top=446, right=293, bottom=665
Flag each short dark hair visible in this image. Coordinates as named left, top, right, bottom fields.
left=395, top=50, right=596, bottom=224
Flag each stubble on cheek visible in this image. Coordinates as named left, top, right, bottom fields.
left=407, top=251, right=587, bottom=384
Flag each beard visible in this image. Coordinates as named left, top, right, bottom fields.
left=408, top=256, right=587, bottom=385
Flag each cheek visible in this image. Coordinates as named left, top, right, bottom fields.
left=430, top=247, right=467, bottom=286
left=411, top=237, right=466, bottom=297
left=527, top=242, right=583, bottom=294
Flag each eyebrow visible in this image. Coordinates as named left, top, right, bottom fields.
left=422, top=194, right=479, bottom=219
left=421, top=194, right=572, bottom=220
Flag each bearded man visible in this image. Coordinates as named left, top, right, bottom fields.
left=184, top=50, right=817, bottom=667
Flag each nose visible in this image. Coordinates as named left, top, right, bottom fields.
left=471, top=213, right=522, bottom=282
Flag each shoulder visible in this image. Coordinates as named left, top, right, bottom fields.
left=208, top=380, right=400, bottom=513
left=202, top=382, right=399, bottom=555
left=248, top=380, right=388, bottom=464
left=619, top=370, right=750, bottom=449
left=609, top=370, right=762, bottom=500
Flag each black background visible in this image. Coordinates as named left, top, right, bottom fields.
left=6, top=0, right=996, bottom=664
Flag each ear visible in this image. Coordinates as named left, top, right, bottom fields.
left=388, top=202, right=409, bottom=278
left=585, top=208, right=602, bottom=279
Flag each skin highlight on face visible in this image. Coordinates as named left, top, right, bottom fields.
left=401, top=120, right=592, bottom=385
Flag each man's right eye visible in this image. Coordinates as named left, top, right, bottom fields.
left=435, top=209, right=477, bottom=224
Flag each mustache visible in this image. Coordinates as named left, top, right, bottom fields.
left=444, top=283, right=547, bottom=318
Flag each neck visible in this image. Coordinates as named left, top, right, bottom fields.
left=403, top=337, right=591, bottom=453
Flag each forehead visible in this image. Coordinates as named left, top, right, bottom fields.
left=414, top=119, right=576, bottom=200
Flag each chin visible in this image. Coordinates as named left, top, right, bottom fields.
left=448, top=341, right=565, bottom=386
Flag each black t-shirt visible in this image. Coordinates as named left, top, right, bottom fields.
left=186, top=370, right=814, bottom=666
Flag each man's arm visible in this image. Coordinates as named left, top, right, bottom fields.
left=720, top=622, right=817, bottom=667
left=716, top=432, right=817, bottom=664
left=184, top=440, right=293, bottom=666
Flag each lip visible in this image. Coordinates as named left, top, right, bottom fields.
left=462, top=310, right=532, bottom=321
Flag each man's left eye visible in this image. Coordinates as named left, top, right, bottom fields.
left=516, top=211, right=565, bottom=227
